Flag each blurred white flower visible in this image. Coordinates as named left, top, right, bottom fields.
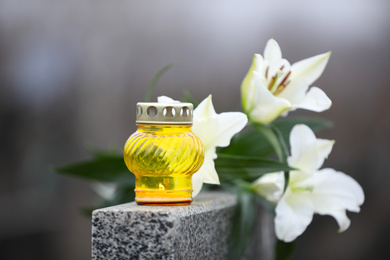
left=92, top=182, right=117, bottom=201
left=158, top=95, right=248, bottom=196
left=253, top=124, right=364, bottom=242
left=241, top=39, right=332, bottom=124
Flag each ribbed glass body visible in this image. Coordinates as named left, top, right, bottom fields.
left=124, top=124, right=204, bottom=205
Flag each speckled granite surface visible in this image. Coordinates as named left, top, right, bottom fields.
left=92, top=192, right=237, bottom=260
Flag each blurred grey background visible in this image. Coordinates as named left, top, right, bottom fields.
left=0, top=0, right=389, bottom=259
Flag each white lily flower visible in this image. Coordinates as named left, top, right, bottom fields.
left=253, top=171, right=284, bottom=204
left=158, top=95, right=248, bottom=197
left=253, top=124, right=364, bottom=242
left=241, top=39, right=332, bottom=124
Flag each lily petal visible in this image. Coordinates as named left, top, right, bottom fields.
left=288, top=124, right=334, bottom=173
left=193, top=95, right=247, bottom=149
left=293, top=86, right=332, bottom=112
left=241, top=54, right=266, bottom=113
left=254, top=54, right=269, bottom=78
left=242, top=80, right=257, bottom=113
left=191, top=153, right=220, bottom=197
left=277, top=78, right=309, bottom=109
left=275, top=188, right=314, bottom=242
left=199, top=155, right=220, bottom=184
left=327, top=209, right=351, bottom=233
left=291, top=52, right=331, bottom=86
left=157, top=95, right=180, bottom=104
left=264, top=39, right=282, bottom=64
left=249, top=72, right=291, bottom=124
left=253, top=172, right=284, bottom=204
left=193, top=95, right=217, bottom=119
left=192, top=170, right=204, bottom=197
left=241, top=54, right=258, bottom=94
left=193, top=115, right=220, bottom=151
left=309, top=168, right=365, bottom=231
left=211, top=112, right=248, bottom=147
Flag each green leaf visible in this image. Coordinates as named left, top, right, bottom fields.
left=253, top=123, right=284, bottom=161
left=56, top=154, right=134, bottom=185
left=273, top=116, right=333, bottom=145
left=215, top=154, right=293, bottom=182
left=182, top=90, right=198, bottom=108
left=275, top=240, right=295, bottom=260
left=144, top=62, right=177, bottom=102
left=228, top=188, right=257, bottom=260
left=217, top=128, right=275, bottom=158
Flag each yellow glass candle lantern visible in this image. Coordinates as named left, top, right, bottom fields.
left=124, top=102, right=204, bottom=206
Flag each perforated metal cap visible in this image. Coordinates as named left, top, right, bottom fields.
left=136, top=102, right=193, bottom=125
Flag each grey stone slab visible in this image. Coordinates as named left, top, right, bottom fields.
left=92, top=192, right=237, bottom=260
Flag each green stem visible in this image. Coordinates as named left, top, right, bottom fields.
left=270, top=124, right=290, bottom=193
left=253, top=123, right=290, bottom=193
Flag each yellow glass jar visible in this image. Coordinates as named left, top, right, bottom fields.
left=124, top=102, right=204, bottom=205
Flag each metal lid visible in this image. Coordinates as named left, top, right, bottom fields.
left=136, top=102, right=193, bottom=125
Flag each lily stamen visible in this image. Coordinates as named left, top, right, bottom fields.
left=268, top=75, right=277, bottom=91
left=272, top=71, right=291, bottom=95
left=279, top=71, right=291, bottom=88
left=273, top=84, right=286, bottom=95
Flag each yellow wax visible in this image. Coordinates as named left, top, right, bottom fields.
left=124, top=124, right=204, bottom=205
